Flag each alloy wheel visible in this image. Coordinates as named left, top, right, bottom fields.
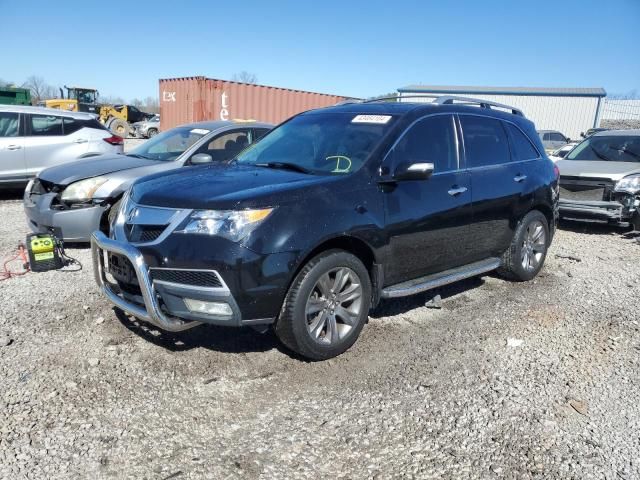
left=305, top=267, right=363, bottom=345
left=521, top=220, right=546, bottom=271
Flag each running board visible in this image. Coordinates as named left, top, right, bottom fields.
left=381, top=258, right=501, bottom=299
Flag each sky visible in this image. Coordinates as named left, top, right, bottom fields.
left=1, top=0, right=639, bottom=101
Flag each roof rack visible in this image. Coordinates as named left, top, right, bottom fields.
left=355, top=94, right=524, bottom=117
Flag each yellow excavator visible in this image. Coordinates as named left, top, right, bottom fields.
left=41, top=86, right=152, bottom=137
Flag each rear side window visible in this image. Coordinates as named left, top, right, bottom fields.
left=30, top=114, right=63, bottom=136
left=63, top=117, right=82, bottom=135
left=505, top=123, right=540, bottom=160
left=543, top=133, right=551, bottom=141
left=0, top=112, right=19, bottom=137
left=550, top=132, right=565, bottom=142
left=391, top=115, right=458, bottom=173
left=253, top=128, right=270, bottom=141
left=460, top=116, right=510, bottom=168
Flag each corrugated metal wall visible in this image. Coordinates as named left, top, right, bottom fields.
left=159, top=77, right=350, bottom=131
left=399, top=92, right=601, bottom=139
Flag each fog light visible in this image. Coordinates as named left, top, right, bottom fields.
left=184, top=298, right=233, bottom=317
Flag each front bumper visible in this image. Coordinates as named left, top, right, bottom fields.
left=91, top=231, right=273, bottom=331
left=559, top=197, right=638, bottom=225
left=24, top=190, right=107, bottom=242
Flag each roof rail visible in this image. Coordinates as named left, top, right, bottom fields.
left=359, top=94, right=525, bottom=116
left=432, top=95, right=524, bottom=116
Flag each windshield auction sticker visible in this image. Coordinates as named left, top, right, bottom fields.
left=190, top=128, right=211, bottom=135
left=351, top=115, right=392, bottom=124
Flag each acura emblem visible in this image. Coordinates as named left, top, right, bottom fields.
left=127, top=207, right=138, bottom=223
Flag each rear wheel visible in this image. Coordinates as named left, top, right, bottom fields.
left=497, top=210, right=549, bottom=281
left=275, top=250, right=371, bottom=360
left=108, top=118, right=130, bottom=138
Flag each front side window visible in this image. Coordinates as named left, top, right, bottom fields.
left=196, top=129, right=252, bottom=162
left=0, top=112, right=19, bottom=137
left=460, top=116, right=510, bottom=167
left=565, top=135, right=640, bottom=163
left=128, top=126, right=209, bottom=162
left=30, top=115, right=63, bottom=136
left=550, top=132, right=566, bottom=142
left=505, top=123, right=539, bottom=161
left=388, top=115, right=458, bottom=173
left=236, top=112, right=396, bottom=175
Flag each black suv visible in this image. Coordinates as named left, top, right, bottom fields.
left=91, top=97, right=559, bottom=360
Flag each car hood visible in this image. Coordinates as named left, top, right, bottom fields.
left=38, top=154, right=161, bottom=186
left=556, top=160, right=640, bottom=181
left=130, top=163, right=345, bottom=210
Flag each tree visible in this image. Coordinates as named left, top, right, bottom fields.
left=231, top=71, right=258, bottom=84
left=23, top=75, right=57, bottom=103
left=143, top=96, right=159, bottom=113
left=131, top=97, right=144, bottom=108
left=0, top=78, right=15, bottom=88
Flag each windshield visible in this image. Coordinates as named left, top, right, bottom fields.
left=566, top=135, right=640, bottom=163
left=129, top=126, right=208, bottom=162
left=235, top=112, right=396, bottom=175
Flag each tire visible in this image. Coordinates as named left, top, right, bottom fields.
left=275, top=250, right=372, bottom=361
left=146, top=128, right=158, bottom=138
left=108, top=118, right=130, bottom=137
left=497, top=210, right=550, bottom=282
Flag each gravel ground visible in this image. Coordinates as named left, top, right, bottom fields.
left=1, top=195, right=639, bottom=479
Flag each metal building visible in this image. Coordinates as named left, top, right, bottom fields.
left=159, top=77, right=351, bottom=131
left=397, top=85, right=607, bottom=139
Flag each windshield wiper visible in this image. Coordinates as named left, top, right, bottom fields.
left=589, top=146, right=613, bottom=162
left=127, top=153, right=152, bottom=160
left=254, top=162, right=311, bottom=174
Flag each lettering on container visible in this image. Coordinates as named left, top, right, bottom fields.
left=162, top=91, right=176, bottom=102
left=220, top=91, right=229, bottom=120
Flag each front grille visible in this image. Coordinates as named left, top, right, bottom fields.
left=125, top=224, right=166, bottom=243
left=150, top=269, right=223, bottom=288
left=559, top=176, right=614, bottom=202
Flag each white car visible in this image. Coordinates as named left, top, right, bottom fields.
left=0, top=105, right=124, bottom=188
left=549, top=142, right=578, bottom=162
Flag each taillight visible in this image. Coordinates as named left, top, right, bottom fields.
left=103, top=135, right=124, bottom=146
left=553, top=164, right=560, bottom=179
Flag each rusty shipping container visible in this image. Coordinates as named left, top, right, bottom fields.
left=159, top=76, right=352, bottom=131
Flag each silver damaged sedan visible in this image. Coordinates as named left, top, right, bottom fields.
left=24, top=120, right=272, bottom=242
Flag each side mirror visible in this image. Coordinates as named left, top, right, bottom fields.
left=566, top=138, right=571, bottom=143
left=557, top=150, right=568, bottom=158
left=393, top=162, right=434, bottom=182
left=190, top=153, right=213, bottom=165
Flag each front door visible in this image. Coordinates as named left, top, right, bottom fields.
left=382, top=114, right=473, bottom=285
left=0, top=111, right=26, bottom=184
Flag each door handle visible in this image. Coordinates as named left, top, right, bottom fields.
left=74, top=139, right=88, bottom=144
left=514, top=174, right=527, bottom=183
left=447, top=186, right=468, bottom=196
left=7, top=145, right=22, bottom=150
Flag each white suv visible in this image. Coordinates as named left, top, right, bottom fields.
left=0, top=105, right=124, bottom=188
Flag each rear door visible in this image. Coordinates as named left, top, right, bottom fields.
left=383, top=114, right=474, bottom=284
left=460, top=115, right=533, bottom=260
left=24, top=113, right=89, bottom=177
left=0, top=110, right=26, bottom=184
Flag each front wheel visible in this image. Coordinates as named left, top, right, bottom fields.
left=497, top=210, right=550, bottom=281
left=275, top=250, right=371, bottom=360
left=146, top=128, right=158, bottom=138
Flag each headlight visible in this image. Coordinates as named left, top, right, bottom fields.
left=61, top=176, right=109, bottom=202
left=178, top=208, right=274, bottom=241
left=614, top=175, right=640, bottom=194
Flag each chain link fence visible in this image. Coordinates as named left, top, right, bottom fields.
left=600, top=99, right=640, bottom=129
